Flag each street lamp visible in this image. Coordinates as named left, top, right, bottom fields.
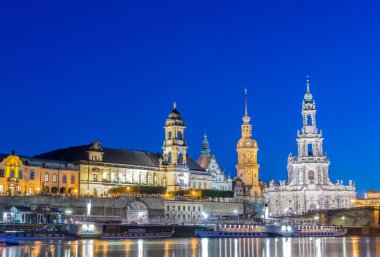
left=234, top=210, right=239, bottom=221
left=138, top=212, right=144, bottom=224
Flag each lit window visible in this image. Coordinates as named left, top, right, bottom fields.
left=53, top=174, right=57, bottom=183
left=93, top=174, right=98, bottom=182
left=44, top=174, right=49, bottom=182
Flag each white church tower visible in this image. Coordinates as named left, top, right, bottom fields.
left=265, top=78, right=356, bottom=216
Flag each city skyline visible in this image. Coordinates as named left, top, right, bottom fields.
left=1, top=1, right=379, bottom=195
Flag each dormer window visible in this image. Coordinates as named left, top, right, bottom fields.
left=89, top=151, right=103, bottom=162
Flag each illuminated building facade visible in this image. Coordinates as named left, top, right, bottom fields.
left=264, top=79, right=356, bottom=216
left=34, top=104, right=212, bottom=195
left=0, top=152, right=79, bottom=196
left=235, top=89, right=261, bottom=199
left=197, top=134, right=232, bottom=191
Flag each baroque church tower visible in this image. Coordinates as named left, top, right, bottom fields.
left=236, top=89, right=261, bottom=198
left=162, top=103, right=190, bottom=191
left=264, top=78, right=356, bottom=216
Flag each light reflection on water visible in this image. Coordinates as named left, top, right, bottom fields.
left=1, top=237, right=380, bottom=257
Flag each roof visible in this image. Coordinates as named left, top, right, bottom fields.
left=197, top=155, right=211, bottom=169
left=0, top=154, right=79, bottom=171
left=34, top=144, right=205, bottom=171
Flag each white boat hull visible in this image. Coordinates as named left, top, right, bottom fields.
left=195, top=229, right=268, bottom=238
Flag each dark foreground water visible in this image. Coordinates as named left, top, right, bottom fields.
left=1, top=237, right=379, bottom=257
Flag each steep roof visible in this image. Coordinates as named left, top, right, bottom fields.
left=34, top=144, right=205, bottom=171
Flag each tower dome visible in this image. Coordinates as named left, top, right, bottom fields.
left=237, top=137, right=258, bottom=149
left=165, top=102, right=184, bottom=126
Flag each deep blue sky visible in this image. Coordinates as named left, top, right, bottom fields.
left=1, top=1, right=379, bottom=195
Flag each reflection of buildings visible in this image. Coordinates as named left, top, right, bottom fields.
left=265, top=79, right=356, bottom=216
left=0, top=152, right=79, bottom=196
left=34, top=104, right=217, bottom=195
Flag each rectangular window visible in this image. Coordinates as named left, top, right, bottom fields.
left=52, top=174, right=57, bottom=183
left=167, top=205, right=169, bottom=211
left=183, top=206, right=185, bottom=211
left=30, top=170, right=35, bottom=180
left=0, top=185, right=3, bottom=194
left=188, top=206, right=190, bottom=211
left=62, top=175, right=67, bottom=183
left=0, top=170, right=4, bottom=178
left=94, top=174, right=98, bottom=182
left=44, top=174, right=49, bottom=182
left=147, top=175, right=152, bottom=184
left=18, top=171, right=23, bottom=179
left=178, top=206, right=180, bottom=211
left=71, top=175, right=75, bottom=184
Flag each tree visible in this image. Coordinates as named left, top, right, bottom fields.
left=68, top=187, right=75, bottom=194
left=51, top=187, right=59, bottom=194
left=59, top=187, right=67, bottom=194
left=43, top=186, right=49, bottom=193
left=108, top=186, right=166, bottom=195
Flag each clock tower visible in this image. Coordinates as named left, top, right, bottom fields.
left=236, top=89, right=261, bottom=198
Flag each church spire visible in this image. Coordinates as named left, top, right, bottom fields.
left=245, top=88, right=248, bottom=116
left=200, top=132, right=211, bottom=157
left=304, top=76, right=313, bottom=103
left=242, top=88, right=251, bottom=125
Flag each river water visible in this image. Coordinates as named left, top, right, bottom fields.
left=1, top=237, right=379, bottom=257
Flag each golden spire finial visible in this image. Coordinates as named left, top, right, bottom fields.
left=244, top=88, right=248, bottom=116
left=173, top=102, right=177, bottom=109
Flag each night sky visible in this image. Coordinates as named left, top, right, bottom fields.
left=1, top=1, right=379, bottom=195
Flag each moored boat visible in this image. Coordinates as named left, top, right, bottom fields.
left=102, top=228, right=174, bottom=239
left=0, top=230, right=73, bottom=244
left=291, top=225, right=347, bottom=237
left=195, top=224, right=267, bottom=238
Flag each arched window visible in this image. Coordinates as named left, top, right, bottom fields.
left=30, top=170, right=35, bottom=180
left=18, top=171, right=22, bottom=179
left=110, top=172, right=116, bottom=182
left=307, top=115, right=312, bottom=125
left=102, top=172, right=108, bottom=182
left=168, top=131, right=172, bottom=139
left=53, top=174, right=57, bottom=183
left=168, top=153, right=172, bottom=164
left=178, top=152, right=183, bottom=165
left=177, top=131, right=182, bottom=140
left=62, top=175, right=67, bottom=183
left=308, top=170, right=314, bottom=180
left=308, top=144, right=313, bottom=156
left=71, top=175, right=75, bottom=184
